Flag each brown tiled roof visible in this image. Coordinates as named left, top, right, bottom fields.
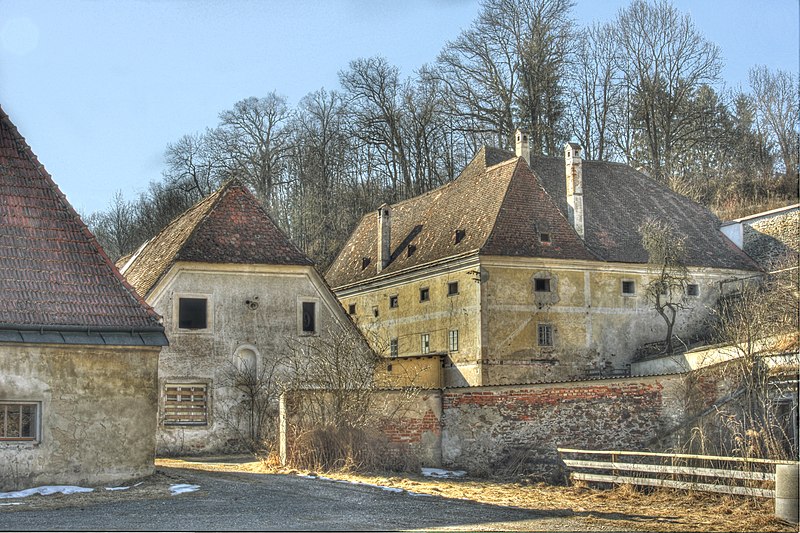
left=528, top=156, right=758, bottom=270
left=326, top=147, right=758, bottom=289
left=120, top=180, right=312, bottom=297
left=0, top=105, right=166, bottom=342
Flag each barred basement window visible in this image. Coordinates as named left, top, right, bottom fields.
left=621, top=280, right=636, bottom=295
left=537, top=324, right=553, bottom=347
left=164, top=384, right=208, bottom=426
left=0, top=402, right=38, bottom=441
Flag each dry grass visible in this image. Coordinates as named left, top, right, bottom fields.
left=157, top=457, right=794, bottom=532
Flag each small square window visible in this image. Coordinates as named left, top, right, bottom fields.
left=390, top=338, right=398, bottom=358
left=447, top=281, right=459, bottom=296
left=622, top=280, right=636, bottom=295
left=302, top=301, right=316, bottom=333
left=420, top=287, right=430, bottom=302
left=537, top=324, right=553, bottom=347
left=421, top=333, right=430, bottom=354
left=534, top=278, right=551, bottom=292
left=178, top=297, right=207, bottom=329
left=0, top=402, right=39, bottom=441
left=389, top=295, right=399, bottom=308
left=348, top=303, right=356, bottom=315
left=372, top=306, right=379, bottom=318
left=539, top=233, right=551, bottom=243
left=448, top=329, right=459, bottom=352
left=686, top=283, right=699, bottom=297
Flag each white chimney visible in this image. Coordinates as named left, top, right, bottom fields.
left=565, top=142, right=585, bottom=239
left=377, top=203, right=392, bottom=273
left=515, top=129, right=530, bottom=164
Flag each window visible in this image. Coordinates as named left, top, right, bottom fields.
left=454, top=229, right=466, bottom=244
left=301, top=301, right=316, bottom=333
left=534, top=278, right=551, bottom=292
left=686, top=283, right=700, bottom=297
left=390, top=338, right=398, bottom=358
left=372, top=306, right=379, bottom=318
left=448, top=329, right=459, bottom=352
left=539, top=232, right=551, bottom=243
left=1, top=402, right=38, bottom=441
left=419, top=287, right=430, bottom=302
left=621, top=280, right=636, bottom=295
left=447, top=281, right=459, bottom=296
left=348, top=303, right=356, bottom=315
left=178, top=297, right=207, bottom=329
left=421, top=333, right=430, bottom=354
left=389, top=295, right=398, bottom=308
left=163, top=384, right=208, bottom=426
left=537, top=324, right=553, bottom=347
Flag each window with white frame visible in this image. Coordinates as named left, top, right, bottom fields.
left=448, top=329, right=459, bottom=352
left=163, top=384, right=208, bottom=426
left=537, top=324, right=553, bottom=347
left=390, top=338, right=398, bottom=358
left=0, top=402, right=39, bottom=441
left=421, top=333, right=430, bottom=354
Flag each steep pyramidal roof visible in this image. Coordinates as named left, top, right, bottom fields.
left=326, top=147, right=757, bottom=289
left=120, top=180, right=313, bottom=297
left=0, top=105, right=166, bottom=344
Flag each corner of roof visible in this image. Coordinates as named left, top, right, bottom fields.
left=0, top=104, right=164, bottom=325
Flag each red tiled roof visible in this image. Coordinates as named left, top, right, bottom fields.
left=0, top=105, right=166, bottom=338
left=120, top=180, right=312, bottom=297
left=325, top=147, right=758, bottom=289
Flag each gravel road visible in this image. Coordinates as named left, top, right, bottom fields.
left=0, top=466, right=625, bottom=531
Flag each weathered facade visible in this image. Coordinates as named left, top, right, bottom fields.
left=0, top=106, right=167, bottom=490
left=721, top=203, right=799, bottom=269
left=327, top=133, right=759, bottom=387
left=120, top=181, right=359, bottom=455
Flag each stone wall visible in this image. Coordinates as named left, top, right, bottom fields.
left=440, top=377, right=686, bottom=479
left=0, top=343, right=160, bottom=491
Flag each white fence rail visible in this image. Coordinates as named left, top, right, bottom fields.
left=557, top=448, right=799, bottom=499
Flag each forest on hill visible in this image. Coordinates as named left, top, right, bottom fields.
left=88, top=0, right=799, bottom=269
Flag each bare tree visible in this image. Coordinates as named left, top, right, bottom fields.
left=749, top=66, right=800, bottom=178
left=163, top=132, right=223, bottom=201
left=639, top=218, right=691, bottom=354
left=614, top=0, right=722, bottom=183
left=85, top=190, right=137, bottom=260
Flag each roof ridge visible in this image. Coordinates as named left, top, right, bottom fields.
left=0, top=105, right=163, bottom=326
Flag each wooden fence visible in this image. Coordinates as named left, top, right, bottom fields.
left=557, top=448, right=799, bottom=498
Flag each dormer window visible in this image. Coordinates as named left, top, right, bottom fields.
left=454, top=229, right=466, bottom=244
left=361, top=257, right=370, bottom=270
left=407, top=244, right=416, bottom=257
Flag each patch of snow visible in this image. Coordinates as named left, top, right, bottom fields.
left=169, top=484, right=200, bottom=495
left=421, top=467, right=466, bottom=479
left=0, top=502, right=24, bottom=506
left=0, top=486, right=94, bottom=499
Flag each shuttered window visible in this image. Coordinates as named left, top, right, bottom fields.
left=163, top=384, right=208, bottom=426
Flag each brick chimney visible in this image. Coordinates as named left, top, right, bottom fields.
left=565, top=142, right=585, bottom=239
left=515, top=129, right=530, bottom=164
left=377, top=203, right=392, bottom=273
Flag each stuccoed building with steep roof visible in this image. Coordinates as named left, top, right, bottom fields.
left=0, top=106, right=168, bottom=490
left=326, top=131, right=759, bottom=388
left=119, top=180, right=358, bottom=455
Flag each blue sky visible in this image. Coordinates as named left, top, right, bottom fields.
left=1, top=0, right=797, bottom=215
